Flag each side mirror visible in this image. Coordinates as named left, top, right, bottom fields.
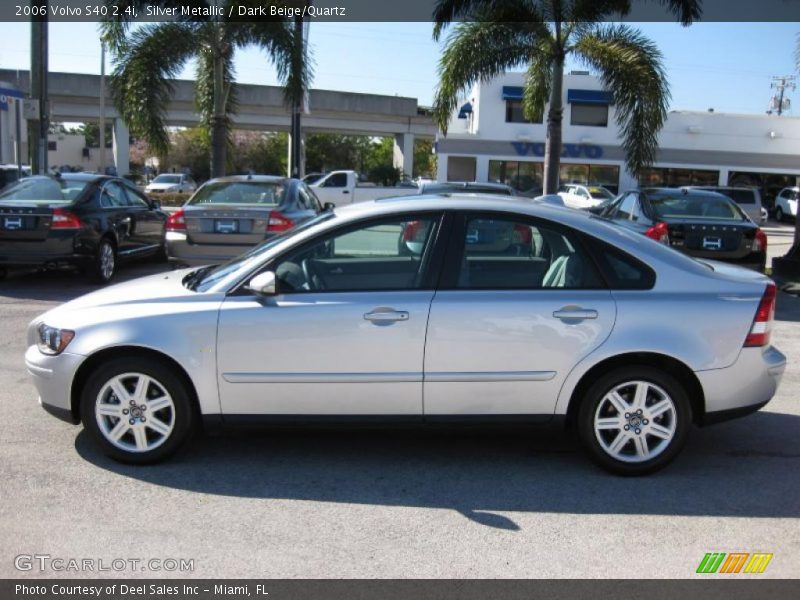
left=323, top=202, right=335, bottom=212
left=246, top=271, right=277, bottom=296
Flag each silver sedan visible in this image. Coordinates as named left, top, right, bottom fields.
left=25, top=196, right=786, bottom=475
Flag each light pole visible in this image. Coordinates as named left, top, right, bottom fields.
left=29, top=8, right=49, bottom=174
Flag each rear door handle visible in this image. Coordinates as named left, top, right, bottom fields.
left=553, top=307, right=598, bottom=321
left=364, top=309, right=409, bottom=322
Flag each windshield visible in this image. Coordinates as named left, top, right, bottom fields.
left=650, top=194, right=746, bottom=221
left=588, top=186, right=614, bottom=200
left=188, top=212, right=336, bottom=292
left=153, top=175, right=181, bottom=184
left=302, top=173, right=324, bottom=184
left=189, top=181, right=287, bottom=206
left=0, top=176, right=89, bottom=205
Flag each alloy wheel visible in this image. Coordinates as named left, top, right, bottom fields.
left=94, top=372, right=175, bottom=452
left=99, top=242, right=115, bottom=280
left=593, top=380, right=677, bottom=464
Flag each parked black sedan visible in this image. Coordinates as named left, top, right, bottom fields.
left=599, top=188, right=767, bottom=271
left=0, top=173, right=167, bottom=283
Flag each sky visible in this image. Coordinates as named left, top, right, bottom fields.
left=0, top=21, right=797, bottom=116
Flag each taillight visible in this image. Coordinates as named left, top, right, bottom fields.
left=513, top=224, right=532, bottom=245
left=645, top=222, right=670, bottom=245
left=402, top=220, right=427, bottom=243
left=266, top=210, right=294, bottom=233
left=51, top=208, right=82, bottom=229
left=753, top=228, right=768, bottom=253
left=744, top=282, right=777, bottom=347
left=165, top=209, right=186, bottom=231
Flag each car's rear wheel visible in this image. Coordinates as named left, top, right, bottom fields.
left=577, top=366, right=691, bottom=475
left=90, top=238, right=116, bottom=284
left=80, top=357, right=195, bottom=464
left=776, top=206, right=785, bottom=222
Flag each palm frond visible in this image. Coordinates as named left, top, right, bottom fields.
left=652, top=0, right=702, bottom=25
left=573, top=24, right=670, bottom=175
left=109, top=21, right=198, bottom=154
left=522, top=42, right=554, bottom=123
left=432, top=0, right=545, bottom=41
left=433, top=21, right=551, bottom=133
left=233, top=18, right=313, bottom=108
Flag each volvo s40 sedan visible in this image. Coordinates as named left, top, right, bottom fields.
left=25, top=197, right=786, bottom=475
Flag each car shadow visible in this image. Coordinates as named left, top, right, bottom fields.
left=75, top=409, right=800, bottom=530
left=0, top=261, right=171, bottom=302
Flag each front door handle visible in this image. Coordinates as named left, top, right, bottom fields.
left=553, top=307, right=598, bottom=321
left=364, top=309, right=409, bottom=322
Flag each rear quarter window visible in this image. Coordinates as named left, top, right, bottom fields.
left=585, top=237, right=656, bottom=290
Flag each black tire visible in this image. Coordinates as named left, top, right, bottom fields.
left=79, top=356, right=196, bottom=464
left=0, top=267, right=7, bottom=280
left=776, top=206, right=784, bottom=222
left=576, top=366, right=691, bottom=476
left=89, top=238, right=117, bottom=284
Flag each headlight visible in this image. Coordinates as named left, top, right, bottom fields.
left=36, top=323, right=75, bottom=355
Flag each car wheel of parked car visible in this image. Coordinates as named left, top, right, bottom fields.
left=775, top=206, right=785, bottom=222
left=577, top=366, right=691, bottom=476
left=90, top=239, right=117, bottom=284
left=80, top=357, right=195, bottom=464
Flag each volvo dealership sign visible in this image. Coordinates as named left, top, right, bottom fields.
left=511, top=142, right=604, bottom=159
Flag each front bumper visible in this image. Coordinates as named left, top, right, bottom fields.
left=25, top=345, right=84, bottom=424
left=697, top=345, right=786, bottom=424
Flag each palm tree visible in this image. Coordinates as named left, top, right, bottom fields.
left=101, top=1, right=311, bottom=178
left=432, top=0, right=700, bottom=194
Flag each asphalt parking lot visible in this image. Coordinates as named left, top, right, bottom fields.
left=1, top=225, right=799, bottom=579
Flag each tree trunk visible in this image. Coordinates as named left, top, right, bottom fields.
left=210, top=47, right=226, bottom=179
left=543, top=54, right=564, bottom=195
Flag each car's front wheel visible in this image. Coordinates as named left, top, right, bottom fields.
left=577, top=366, right=691, bottom=475
left=80, top=357, right=195, bottom=464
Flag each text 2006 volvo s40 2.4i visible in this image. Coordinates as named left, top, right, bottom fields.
left=25, top=197, right=786, bottom=475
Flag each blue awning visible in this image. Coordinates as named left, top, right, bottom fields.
left=567, top=89, right=614, bottom=105
left=501, top=86, right=524, bottom=101
left=457, top=102, right=473, bottom=119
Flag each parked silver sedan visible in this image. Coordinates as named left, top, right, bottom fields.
left=166, top=175, right=324, bottom=266
left=25, top=196, right=786, bottom=474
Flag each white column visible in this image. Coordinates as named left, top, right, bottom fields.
left=718, top=168, right=729, bottom=186
left=393, top=133, right=414, bottom=178
left=112, top=118, right=129, bottom=177
left=436, top=153, right=448, bottom=182
left=475, top=155, right=490, bottom=183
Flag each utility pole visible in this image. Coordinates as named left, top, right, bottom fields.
left=29, top=8, right=49, bottom=174
left=99, top=41, right=106, bottom=174
left=768, top=76, right=796, bottom=116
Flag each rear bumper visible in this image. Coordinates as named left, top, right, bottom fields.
left=0, top=237, right=93, bottom=267
left=25, top=345, right=84, bottom=423
left=697, top=345, right=786, bottom=424
left=166, top=232, right=259, bottom=266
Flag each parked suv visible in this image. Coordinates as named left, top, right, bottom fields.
left=774, top=187, right=799, bottom=222
left=683, top=186, right=764, bottom=224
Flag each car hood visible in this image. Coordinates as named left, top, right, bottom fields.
left=33, top=269, right=223, bottom=331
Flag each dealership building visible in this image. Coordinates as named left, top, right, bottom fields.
left=435, top=72, right=800, bottom=203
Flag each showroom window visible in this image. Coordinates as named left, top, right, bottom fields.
left=559, top=163, right=620, bottom=194
left=489, top=160, right=543, bottom=195
left=638, top=168, right=719, bottom=187
left=571, top=103, right=608, bottom=127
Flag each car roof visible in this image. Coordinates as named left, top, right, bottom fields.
left=640, top=187, right=733, bottom=199
left=422, top=181, right=512, bottom=190
left=202, top=175, right=291, bottom=185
